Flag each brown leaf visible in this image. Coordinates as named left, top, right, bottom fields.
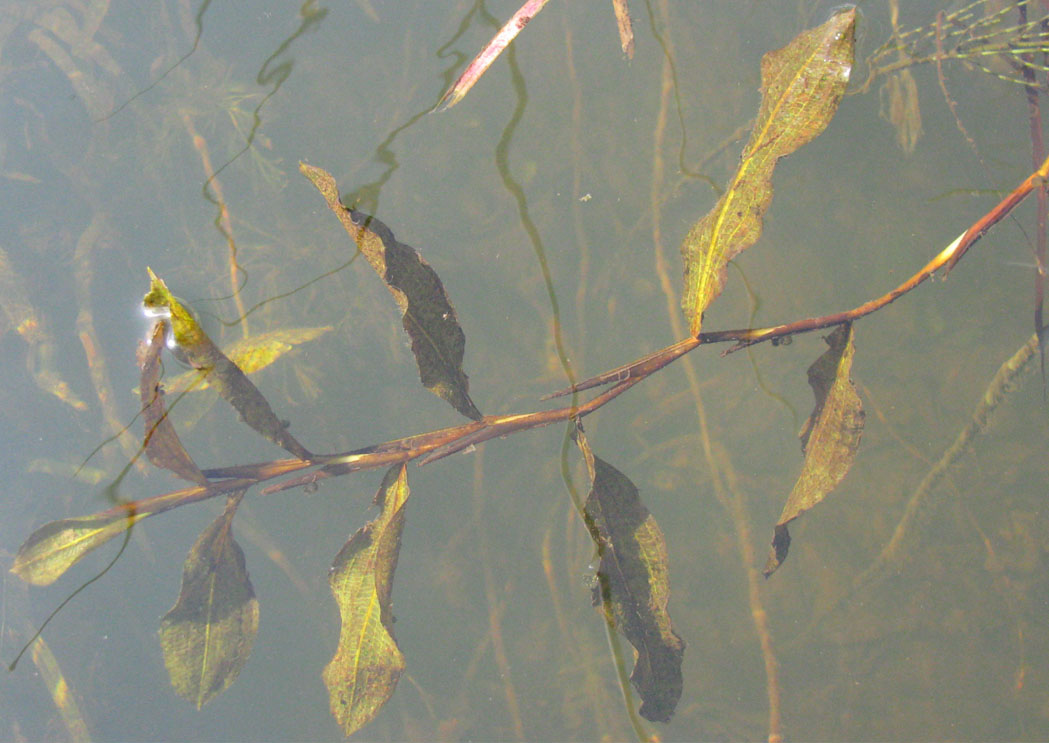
left=575, top=423, right=684, bottom=723
left=300, top=163, right=482, bottom=421
left=681, top=7, right=857, bottom=335
left=764, top=323, right=864, bottom=576
left=137, top=321, right=208, bottom=485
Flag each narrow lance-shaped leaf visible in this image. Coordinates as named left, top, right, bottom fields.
left=764, top=323, right=864, bottom=577
left=142, top=269, right=313, bottom=460
left=681, top=7, right=856, bottom=335
left=301, top=163, right=482, bottom=421
left=611, top=0, right=634, bottom=58
left=575, top=423, right=685, bottom=723
left=137, top=320, right=208, bottom=485
left=323, top=463, right=410, bottom=737
left=434, top=0, right=553, bottom=111
left=157, top=325, right=333, bottom=397
left=159, top=490, right=258, bottom=708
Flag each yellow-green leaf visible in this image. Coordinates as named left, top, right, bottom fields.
left=143, top=269, right=312, bottom=460
left=11, top=511, right=152, bottom=586
left=764, top=323, right=864, bottom=576
left=159, top=490, right=258, bottom=709
left=681, top=7, right=856, bottom=335
left=159, top=326, right=333, bottom=396
left=323, top=464, right=410, bottom=736
left=301, top=163, right=482, bottom=421
left=575, top=424, right=684, bottom=723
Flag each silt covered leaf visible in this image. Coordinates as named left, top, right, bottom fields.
left=142, top=269, right=313, bottom=460
left=323, top=463, right=410, bottom=736
left=681, top=7, right=856, bottom=335
left=300, top=163, right=482, bottom=421
left=159, top=490, right=258, bottom=708
left=764, top=323, right=864, bottom=576
left=138, top=320, right=208, bottom=485
left=575, top=424, right=684, bottom=723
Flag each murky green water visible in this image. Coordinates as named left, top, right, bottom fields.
left=3, top=0, right=1049, bottom=740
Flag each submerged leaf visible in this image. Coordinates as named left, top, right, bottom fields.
left=301, top=163, right=482, bottom=421
left=159, top=490, right=258, bottom=709
left=138, top=321, right=208, bottom=485
left=612, top=0, right=634, bottom=58
left=434, top=0, right=553, bottom=111
left=30, top=632, right=90, bottom=743
left=681, top=7, right=856, bottom=335
left=0, top=245, right=87, bottom=411
left=764, top=323, right=864, bottom=576
left=323, top=464, right=410, bottom=736
left=159, top=326, right=333, bottom=396
left=575, top=424, right=684, bottom=723
left=142, top=269, right=313, bottom=460
left=11, top=510, right=152, bottom=586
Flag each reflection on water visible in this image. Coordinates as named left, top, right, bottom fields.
left=3, top=0, right=1049, bottom=740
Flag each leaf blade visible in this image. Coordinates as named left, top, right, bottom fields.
left=301, top=163, right=482, bottom=420
left=10, top=510, right=152, bottom=586
left=681, top=8, right=857, bottom=335
left=158, top=326, right=333, bottom=396
left=159, top=490, right=258, bottom=709
left=575, top=424, right=684, bottom=723
left=142, top=269, right=313, bottom=460
left=323, top=463, right=410, bottom=736
left=764, top=322, right=864, bottom=576
left=138, top=320, right=208, bottom=484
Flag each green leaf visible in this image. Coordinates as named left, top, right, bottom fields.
left=575, top=424, right=685, bottom=723
left=323, top=464, right=410, bottom=737
left=159, top=490, right=258, bottom=709
left=681, top=7, right=856, bottom=335
left=138, top=321, right=208, bottom=485
left=10, top=510, right=152, bottom=586
left=300, top=163, right=483, bottom=421
left=158, top=325, right=333, bottom=396
left=142, top=269, right=313, bottom=460
left=764, top=322, right=865, bottom=577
